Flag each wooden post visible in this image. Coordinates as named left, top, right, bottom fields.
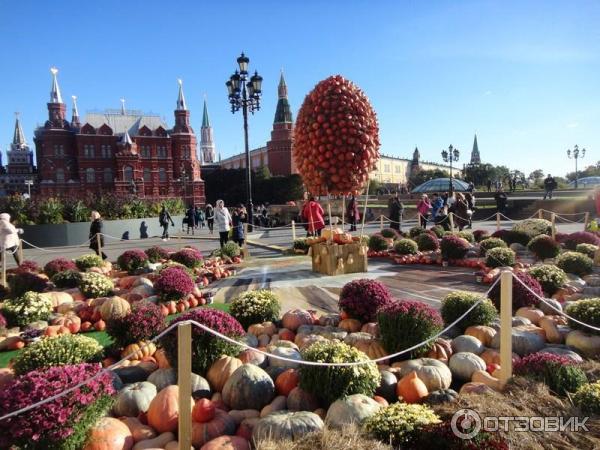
left=1, top=247, right=6, bottom=287
left=584, top=212, right=590, bottom=231
left=551, top=213, right=556, bottom=239
left=449, top=212, right=455, bottom=232
left=499, top=270, right=513, bottom=388
left=291, top=220, right=296, bottom=242
left=327, top=199, right=333, bottom=239
left=379, top=215, right=384, bottom=231
left=594, top=248, right=600, bottom=266
left=359, top=179, right=371, bottom=240
left=538, top=209, right=543, bottom=219
left=341, top=195, right=345, bottom=230
left=178, top=322, right=192, bottom=450
left=243, top=223, right=249, bottom=259
left=17, top=240, right=23, bottom=266
left=96, top=233, right=102, bottom=256
left=496, top=212, right=501, bottom=231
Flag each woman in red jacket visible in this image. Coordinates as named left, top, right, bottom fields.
left=302, top=197, right=325, bottom=237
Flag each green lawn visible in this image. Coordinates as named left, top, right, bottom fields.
left=0, top=303, right=230, bottom=369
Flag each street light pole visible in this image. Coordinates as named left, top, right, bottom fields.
left=567, top=145, right=586, bottom=189
left=441, top=145, right=460, bottom=195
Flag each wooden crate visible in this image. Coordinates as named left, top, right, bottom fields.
left=311, top=241, right=368, bottom=276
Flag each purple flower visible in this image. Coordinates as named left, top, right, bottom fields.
left=515, top=352, right=576, bottom=376
left=564, top=231, right=600, bottom=250
left=14, top=260, right=41, bottom=274
left=379, top=299, right=443, bottom=327
left=154, top=266, right=195, bottom=301
left=339, top=279, right=394, bottom=322
left=145, top=246, right=171, bottom=263
left=440, top=235, right=470, bottom=259
left=44, top=258, right=78, bottom=278
left=488, top=270, right=543, bottom=310
left=117, top=249, right=149, bottom=274
left=171, top=247, right=203, bottom=268
left=106, top=301, right=166, bottom=347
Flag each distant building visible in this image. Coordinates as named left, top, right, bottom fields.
left=370, top=148, right=457, bottom=186
left=469, top=134, right=481, bottom=165
left=200, top=99, right=216, bottom=164
left=33, top=69, right=205, bottom=204
left=0, top=113, right=36, bottom=195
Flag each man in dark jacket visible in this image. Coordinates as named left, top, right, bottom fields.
left=159, top=205, right=175, bottom=241
left=387, top=192, right=404, bottom=231
left=543, top=174, right=557, bottom=200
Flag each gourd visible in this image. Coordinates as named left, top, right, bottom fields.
left=119, top=417, right=157, bottom=443
left=391, top=358, right=452, bottom=391
left=282, top=309, right=314, bottom=332
left=100, top=296, right=131, bottom=321
left=268, top=346, right=302, bottom=369
left=471, top=369, right=502, bottom=391
left=207, top=356, right=243, bottom=392
left=425, top=338, right=453, bottom=363
left=51, top=314, right=81, bottom=334
left=248, top=322, right=277, bottom=337
left=396, top=371, right=428, bottom=403
left=252, top=411, right=324, bottom=442
left=200, top=436, right=251, bottom=450
left=490, top=328, right=546, bottom=356
left=41, top=291, right=73, bottom=308
left=318, top=313, right=341, bottom=327
left=423, top=389, right=459, bottom=405
left=154, top=348, right=171, bottom=369
left=566, top=330, right=600, bottom=358
left=459, top=382, right=494, bottom=395
left=148, top=368, right=177, bottom=391
left=260, top=395, right=287, bottom=418
left=83, top=417, right=134, bottom=450
left=275, top=369, right=299, bottom=396
left=278, top=328, right=295, bottom=341
left=193, top=398, right=216, bottom=423
left=479, top=348, right=521, bottom=366
left=147, top=385, right=193, bottom=433
left=515, top=307, right=545, bottom=326
left=325, top=394, right=381, bottom=429
left=113, top=382, right=157, bottom=417
left=361, top=322, right=380, bottom=336
left=338, top=319, right=362, bottom=333
left=122, top=341, right=157, bottom=360
left=449, top=352, right=486, bottom=381
left=132, top=432, right=175, bottom=450
left=286, top=386, right=319, bottom=411
left=539, top=316, right=563, bottom=344
left=464, top=325, right=497, bottom=347
left=352, top=339, right=388, bottom=362
left=227, top=409, right=260, bottom=425
left=451, top=335, right=485, bottom=355
left=221, top=364, right=275, bottom=411
left=191, top=409, right=237, bottom=448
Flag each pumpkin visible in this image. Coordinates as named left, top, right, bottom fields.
left=318, top=313, right=341, bottom=327
left=539, top=316, right=563, bottom=344
left=425, top=338, right=453, bottom=363
left=325, top=394, right=381, bottom=429
left=147, top=385, right=193, bottom=433
left=122, top=341, right=157, bottom=360
left=464, top=326, right=497, bottom=347
left=338, top=319, right=362, bottom=333
left=423, top=389, right=459, bottom=405
left=44, top=325, right=71, bottom=337
left=227, top=409, right=260, bottom=425
left=515, top=307, right=545, bottom=326
left=396, top=371, right=428, bottom=403
left=375, top=370, right=398, bottom=403
left=372, top=395, right=388, bottom=407
left=238, top=349, right=267, bottom=367
left=41, top=291, right=73, bottom=308
left=222, top=364, right=275, bottom=411
left=449, top=352, right=487, bottom=381
left=294, top=333, right=328, bottom=350
left=200, top=436, right=250, bottom=450
left=119, top=417, right=157, bottom=443
left=113, top=382, right=157, bottom=417
left=471, top=369, right=503, bottom=391
left=282, top=309, right=314, bottom=332
left=286, top=386, right=319, bottom=411
left=361, top=322, right=380, bottom=337
left=83, top=417, right=134, bottom=450
left=154, top=348, right=171, bottom=369
left=566, top=330, right=600, bottom=358
left=260, top=395, right=287, bottom=418
left=193, top=398, right=216, bottom=423
left=391, top=358, right=452, bottom=391
left=352, top=340, right=388, bottom=362
left=278, top=328, right=295, bottom=342
left=148, top=368, right=177, bottom=391
left=252, top=411, right=324, bottom=442
left=275, top=369, right=299, bottom=396
left=460, top=382, right=494, bottom=395
left=191, top=409, right=237, bottom=448
left=100, top=296, right=131, bottom=321
left=479, top=348, right=521, bottom=366
left=119, top=276, right=140, bottom=290
left=490, top=328, right=546, bottom=356
left=132, top=432, right=176, bottom=450
left=248, top=322, right=277, bottom=337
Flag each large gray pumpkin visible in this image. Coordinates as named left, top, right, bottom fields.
left=113, top=381, right=156, bottom=417
left=191, top=373, right=211, bottom=397
left=222, top=364, right=275, bottom=410
left=391, top=358, right=452, bottom=391
left=268, top=346, right=302, bottom=369
left=147, top=368, right=176, bottom=391
left=325, top=394, right=381, bottom=429
left=452, top=335, right=485, bottom=355
left=449, top=352, right=486, bottom=380
left=490, top=328, right=545, bottom=356
left=252, top=411, right=324, bottom=442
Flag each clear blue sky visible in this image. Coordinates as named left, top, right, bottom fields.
left=1, top=0, right=598, bottom=177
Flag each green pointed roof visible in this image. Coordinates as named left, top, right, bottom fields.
left=274, top=72, right=292, bottom=124
left=470, top=133, right=481, bottom=164
left=202, top=99, right=210, bottom=128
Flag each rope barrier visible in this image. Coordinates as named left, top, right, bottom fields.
left=541, top=209, right=587, bottom=217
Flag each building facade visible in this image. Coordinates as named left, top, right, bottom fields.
left=0, top=113, right=36, bottom=195
left=33, top=70, right=205, bottom=204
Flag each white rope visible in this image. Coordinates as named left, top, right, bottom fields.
left=21, top=238, right=94, bottom=253
left=541, top=209, right=587, bottom=217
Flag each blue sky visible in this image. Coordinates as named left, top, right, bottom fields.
left=1, top=0, right=598, bottom=177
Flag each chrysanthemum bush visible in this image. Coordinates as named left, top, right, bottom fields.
left=78, top=272, right=114, bottom=298
left=527, top=235, right=560, bottom=260
left=14, top=260, right=41, bottom=274
left=368, top=234, right=389, bottom=252
left=473, top=229, right=490, bottom=242
left=440, top=291, right=498, bottom=332
left=556, top=251, right=593, bottom=277
left=220, top=241, right=241, bottom=258
left=44, top=257, right=78, bottom=278
left=512, top=218, right=552, bottom=239
left=145, top=245, right=171, bottom=263
left=364, top=402, right=440, bottom=447
left=415, top=232, right=439, bottom=251
left=157, top=261, right=194, bottom=277
left=230, top=290, right=281, bottom=330
left=162, top=308, right=244, bottom=374
left=106, top=301, right=166, bottom=348
left=527, top=264, right=567, bottom=296
left=154, top=266, right=194, bottom=302
left=12, top=334, right=104, bottom=375
left=171, top=247, right=204, bottom=268
left=299, top=340, right=380, bottom=405
left=293, top=239, right=310, bottom=253
left=381, top=227, right=400, bottom=239
left=74, top=253, right=103, bottom=271
left=377, top=299, right=443, bottom=358
left=394, top=238, right=418, bottom=255
left=564, top=298, right=600, bottom=335
left=430, top=225, right=446, bottom=238
left=575, top=243, right=598, bottom=259
left=338, top=279, right=394, bottom=322
left=117, top=249, right=149, bottom=274
left=8, top=271, right=48, bottom=297
left=479, top=237, right=507, bottom=256
left=485, top=247, right=515, bottom=268
left=1, top=291, right=53, bottom=328
left=564, top=231, right=600, bottom=250
left=506, top=230, right=532, bottom=246
left=440, top=235, right=470, bottom=259
left=514, top=352, right=587, bottom=396
left=0, top=311, right=6, bottom=329
left=456, top=230, right=475, bottom=243
left=573, top=381, right=600, bottom=414
left=409, top=226, right=426, bottom=238
left=488, top=270, right=542, bottom=310
left=411, top=420, right=509, bottom=450
left=0, top=363, right=115, bottom=450
left=52, top=270, right=82, bottom=289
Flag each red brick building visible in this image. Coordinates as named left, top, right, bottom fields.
left=34, top=69, right=205, bottom=204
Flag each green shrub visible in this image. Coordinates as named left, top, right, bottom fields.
left=12, top=334, right=104, bottom=375
left=78, top=272, right=114, bottom=298
left=527, top=235, right=560, bottom=260
left=565, top=298, right=600, bottom=335
left=413, top=421, right=509, bottom=449
left=368, top=234, right=389, bottom=252
left=456, top=230, right=475, bottom=243
left=145, top=246, right=170, bottom=263
left=528, top=264, right=567, bottom=296
left=573, top=381, right=600, bottom=414
left=299, top=341, right=380, bottom=405
left=381, top=228, right=400, bottom=239
left=479, top=237, right=507, bottom=256
left=364, top=402, right=440, bottom=447
left=440, top=291, right=498, bottom=332
left=394, top=238, right=419, bottom=255
left=556, top=251, right=593, bottom=276
left=415, top=233, right=439, bottom=251
left=506, top=230, right=532, bottom=246
left=485, top=247, right=516, bottom=268
left=292, top=239, right=310, bottom=253
left=430, top=225, right=445, bottom=238
left=221, top=241, right=241, bottom=258
left=512, top=218, right=552, bottom=238
left=1, top=292, right=53, bottom=328
left=575, top=243, right=598, bottom=259
left=74, top=254, right=104, bottom=271
left=52, top=270, right=83, bottom=289
left=547, top=365, right=588, bottom=396
left=409, top=226, right=426, bottom=238
left=514, top=353, right=587, bottom=396
left=230, top=290, right=281, bottom=330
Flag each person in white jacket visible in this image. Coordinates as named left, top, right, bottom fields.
left=0, top=213, right=23, bottom=266
left=214, top=199, right=232, bottom=248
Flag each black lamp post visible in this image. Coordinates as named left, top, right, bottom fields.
left=567, top=145, right=585, bottom=189
left=441, top=145, right=460, bottom=194
left=226, top=52, right=263, bottom=231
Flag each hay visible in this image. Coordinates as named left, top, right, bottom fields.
left=254, top=424, right=392, bottom=450
left=432, top=377, right=600, bottom=449
left=581, top=359, right=600, bottom=383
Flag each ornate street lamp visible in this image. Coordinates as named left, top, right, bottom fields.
left=226, top=52, right=262, bottom=230
left=567, top=145, right=586, bottom=189
left=441, top=145, right=460, bottom=194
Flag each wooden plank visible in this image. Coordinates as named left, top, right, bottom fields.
left=178, top=322, right=192, bottom=450
left=499, top=271, right=513, bottom=388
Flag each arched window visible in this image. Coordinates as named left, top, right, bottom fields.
left=85, top=168, right=95, bottom=183
left=124, top=166, right=133, bottom=182
left=103, top=168, right=113, bottom=183
left=158, top=167, right=167, bottom=182
left=143, top=167, right=151, bottom=182
left=56, top=168, right=64, bottom=183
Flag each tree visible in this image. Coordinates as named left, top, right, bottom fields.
left=409, top=169, right=449, bottom=187
left=528, top=169, right=545, bottom=183
left=566, top=162, right=600, bottom=181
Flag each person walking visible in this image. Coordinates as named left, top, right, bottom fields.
left=214, top=199, right=232, bottom=248
left=430, top=193, right=443, bottom=223
left=452, top=193, right=470, bottom=231
left=0, top=213, right=23, bottom=266
left=205, top=203, right=214, bottom=234
left=465, top=192, right=475, bottom=229
left=416, top=194, right=431, bottom=228
left=302, top=196, right=325, bottom=237
left=231, top=204, right=247, bottom=246
left=197, top=208, right=205, bottom=229
left=543, top=174, right=557, bottom=200
left=185, top=205, right=196, bottom=235
left=494, top=190, right=508, bottom=214
left=194, top=206, right=201, bottom=230
left=88, top=211, right=107, bottom=260
left=346, top=195, right=360, bottom=231
left=159, top=205, right=174, bottom=241
left=387, top=191, right=404, bottom=231
left=486, top=179, right=492, bottom=193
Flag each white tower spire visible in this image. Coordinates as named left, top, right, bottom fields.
left=176, top=78, right=187, bottom=110
left=50, top=67, right=63, bottom=104
left=120, top=98, right=126, bottom=115
left=71, top=95, right=79, bottom=118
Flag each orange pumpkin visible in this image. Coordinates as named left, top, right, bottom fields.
left=278, top=328, right=295, bottom=342
left=119, top=417, right=156, bottom=443
left=352, top=340, right=388, bottom=361
left=207, top=356, right=243, bottom=392
left=52, top=314, right=82, bottom=334
left=515, top=307, right=545, bottom=326
left=396, top=371, right=428, bottom=403
left=93, top=319, right=106, bottom=331
left=372, top=395, right=389, bottom=407
left=426, top=338, right=453, bottom=363
left=193, top=398, right=216, bottom=423
left=464, top=325, right=497, bottom=347
left=122, top=341, right=157, bottom=360
left=191, top=410, right=237, bottom=448
left=281, top=309, right=314, bottom=332
left=338, top=318, right=362, bottom=333
left=480, top=349, right=521, bottom=366
left=154, top=348, right=171, bottom=369
left=275, top=369, right=299, bottom=396
left=200, top=435, right=250, bottom=450
left=83, top=417, right=134, bottom=450
left=147, top=385, right=193, bottom=433
left=44, top=325, right=71, bottom=337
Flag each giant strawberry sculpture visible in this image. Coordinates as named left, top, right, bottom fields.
left=293, top=75, right=380, bottom=195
